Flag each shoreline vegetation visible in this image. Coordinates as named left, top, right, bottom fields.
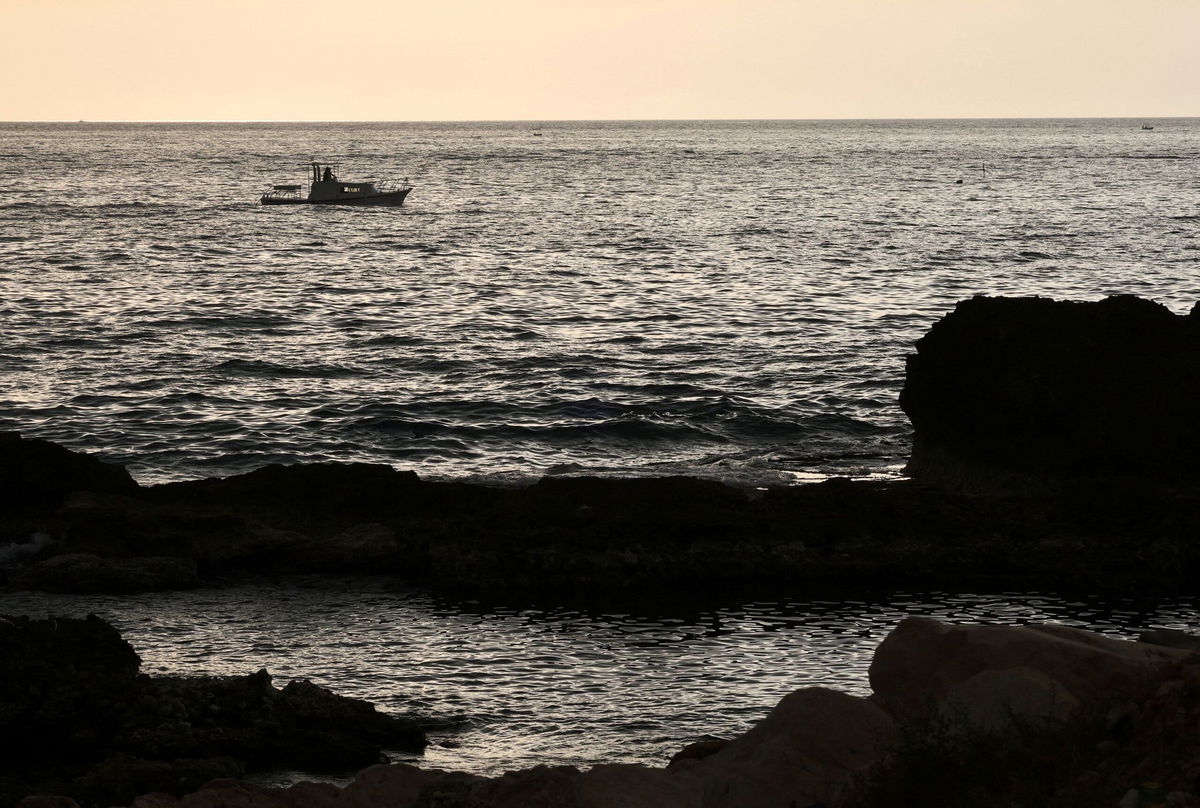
left=4, top=294, right=1200, bottom=805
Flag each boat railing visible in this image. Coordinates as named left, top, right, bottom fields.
left=261, top=184, right=304, bottom=201
left=374, top=177, right=413, bottom=194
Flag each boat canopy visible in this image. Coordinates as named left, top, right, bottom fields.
left=273, top=184, right=302, bottom=191
left=310, top=162, right=342, bottom=184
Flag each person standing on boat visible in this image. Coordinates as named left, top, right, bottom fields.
left=322, top=166, right=334, bottom=182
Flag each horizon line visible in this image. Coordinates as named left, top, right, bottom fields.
left=2, top=115, right=1196, bottom=125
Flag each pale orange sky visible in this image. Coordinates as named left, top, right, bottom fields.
left=3, top=0, right=1198, bottom=121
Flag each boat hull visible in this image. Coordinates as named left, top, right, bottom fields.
left=261, top=188, right=412, bottom=206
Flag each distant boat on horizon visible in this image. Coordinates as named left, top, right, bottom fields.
left=1141, top=124, right=1155, bottom=130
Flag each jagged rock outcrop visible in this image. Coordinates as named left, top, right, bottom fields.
left=0, top=614, right=142, bottom=761
left=901, top=294, right=1200, bottom=489
left=0, top=616, right=427, bottom=808
left=0, top=432, right=137, bottom=513
left=679, top=688, right=894, bottom=807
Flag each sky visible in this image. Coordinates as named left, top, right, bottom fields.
left=3, top=0, right=1198, bottom=121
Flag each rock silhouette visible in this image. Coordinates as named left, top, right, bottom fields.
left=901, top=294, right=1200, bottom=488
left=0, top=615, right=427, bottom=807
left=46, top=617, right=1193, bottom=808
left=7, top=294, right=1200, bottom=806
left=0, top=432, right=136, bottom=512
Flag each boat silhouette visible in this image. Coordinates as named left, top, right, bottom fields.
left=261, top=162, right=412, bottom=206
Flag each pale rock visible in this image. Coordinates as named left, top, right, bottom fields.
left=129, top=793, right=180, bottom=808
left=16, top=797, right=82, bottom=808
left=467, top=765, right=582, bottom=807
left=339, top=763, right=450, bottom=808
left=692, top=687, right=895, bottom=808
left=934, top=666, right=1080, bottom=735
left=1139, top=628, right=1200, bottom=651
left=281, top=782, right=340, bottom=808
left=177, top=780, right=282, bottom=808
left=869, top=616, right=1187, bottom=721
left=163, top=778, right=337, bottom=808
left=577, top=763, right=701, bottom=808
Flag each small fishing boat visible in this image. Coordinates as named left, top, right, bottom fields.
left=261, top=162, right=413, bottom=206
left=1141, top=124, right=1155, bottom=131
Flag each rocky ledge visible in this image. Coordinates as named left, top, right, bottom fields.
left=7, top=295, right=1200, bottom=598
left=3, top=432, right=1200, bottom=598
left=12, top=616, right=1200, bottom=808
left=0, top=615, right=427, bottom=808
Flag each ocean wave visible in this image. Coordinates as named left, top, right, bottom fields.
left=349, top=334, right=428, bottom=347
left=310, top=397, right=897, bottom=448
left=0, top=201, right=74, bottom=210
left=137, top=314, right=297, bottom=331
left=1113, top=153, right=1196, bottom=160
left=211, top=359, right=368, bottom=379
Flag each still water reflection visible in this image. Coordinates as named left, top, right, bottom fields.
left=2, top=578, right=1197, bottom=776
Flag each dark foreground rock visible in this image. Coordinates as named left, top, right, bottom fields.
left=94, top=618, right=1200, bottom=808
left=0, top=615, right=427, bottom=808
left=902, top=294, right=1200, bottom=489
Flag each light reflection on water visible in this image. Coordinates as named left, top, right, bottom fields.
left=2, top=120, right=1198, bottom=487
left=2, top=579, right=1197, bottom=776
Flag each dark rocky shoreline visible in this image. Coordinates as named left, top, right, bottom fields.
left=6, top=294, right=1200, bottom=805
left=6, top=295, right=1200, bottom=599
left=0, top=615, right=427, bottom=808
left=3, top=433, right=1200, bottom=598
left=6, top=613, right=1199, bottom=807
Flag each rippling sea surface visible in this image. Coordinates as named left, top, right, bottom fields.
left=2, top=119, right=1198, bottom=486
left=2, top=581, right=1199, bottom=776
left=4, top=121, right=1200, bottom=780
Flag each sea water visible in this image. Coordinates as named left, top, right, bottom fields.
left=2, top=581, right=1198, bottom=776
left=2, top=119, right=1200, bottom=777
left=2, top=119, right=1197, bottom=486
